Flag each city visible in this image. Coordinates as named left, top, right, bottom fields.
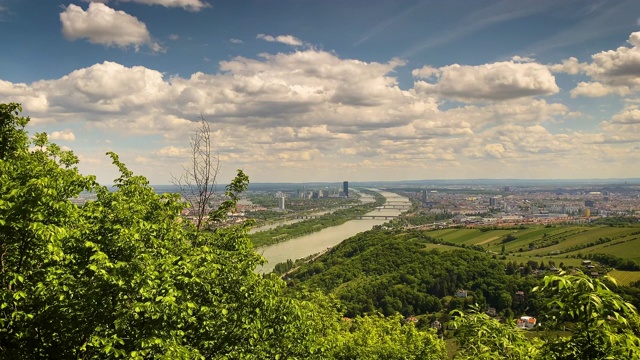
left=4, top=0, right=640, bottom=358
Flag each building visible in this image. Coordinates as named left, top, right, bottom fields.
left=343, top=181, right=349, bottom=198
left=489, top=197, right=498, bottom=207
left=517, top=316, right=537, bottom=329
left=278, top=196, right=286, bottom=210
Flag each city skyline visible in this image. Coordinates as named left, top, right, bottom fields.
left=2, top=1, right=640, bottom=184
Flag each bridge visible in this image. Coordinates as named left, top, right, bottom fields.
left=294, top=215, right=321, bottom=219
left=376, top=205, right=411, bottom=209
left=356, top=215, right=399, bottom=220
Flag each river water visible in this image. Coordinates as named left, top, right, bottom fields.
left=255, top=191, right=409, bottom=273
left=248, top=190, right=372, bottom=234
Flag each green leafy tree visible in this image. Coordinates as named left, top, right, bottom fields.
left=330, top=314, right=445, bottom=360
left=0, top=103, right=343, bottom=358
left=450, top=306, right=539, bottom=359
left=533, top=271, right=640, bottom=359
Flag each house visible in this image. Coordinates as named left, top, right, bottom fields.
left=405, top=316, right=418, bottom=323
left=515, top=291, right=525, bottom=303
left=582, top=260, right=592, bottom=266
left=486, top=307, right=497, bottom=317
left=591, top=271, right=600, bottom=278
left=516, top=316, right=537, bottom=329
left=431, top=320, right=442, bottom=330
left=456, top=289, right=468, bottom=298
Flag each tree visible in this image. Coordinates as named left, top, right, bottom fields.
left=0, top=103, right=340, bottom=358
left=0, top=103, right=29, bottom=160
left=330, top=314, right=445, bottom=360
left=172, top=118, right=219, bottom=232
left=533, top=271, right=640, bottom=359
left=450, top=306, right=539, bottom=359
left=0, top=103, right=450, bottom=359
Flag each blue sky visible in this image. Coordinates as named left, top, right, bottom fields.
left=1, top=0, right=640, bottom=184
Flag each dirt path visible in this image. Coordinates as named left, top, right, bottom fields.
left=477, top=236, right=499, bottom=245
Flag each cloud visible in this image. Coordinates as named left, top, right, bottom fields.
left=552, top=31, right=640, bottom=96
left=599, top=106, right=640, bottom=143
left=511, top=55, right=535, bottom=63
left=583, top=31, right=640, bottom=87
left=570, top=82, right=631, bottom=98
left=154, top=145, right=190, bottom=157
left=413, top=61, right=559, bottom=102
left=3, top=42, right=640, bottom=182
left=60, top=3, right=162, bottom=51
left=484, top=143, right=506, bottom=159
left=168, top=34, right=179, bottom=40
left=85, top=0, right=210, bottom=11
left=257, top=34, right=304, bottom=46
left=50, top=129, right=76, bottom=141
left=611, top=107, right=640, bottom=124
left=549, top=57, right=585, bottom=74
left=230, top=38, right=243, bottom=44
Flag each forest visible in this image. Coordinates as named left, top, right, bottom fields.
left=2, top=102, right=640, bottom=359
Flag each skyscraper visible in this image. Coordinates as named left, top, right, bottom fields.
left=343, top=181, right=349, bottom=197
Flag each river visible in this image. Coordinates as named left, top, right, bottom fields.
left=255, top=190, right=409, bottom=273
left=248, top=190, right=373, bottom=234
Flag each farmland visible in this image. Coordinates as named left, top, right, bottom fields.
left=422, top=224, right=640, bottom=269
left=608, top=270, right=640, bottom=286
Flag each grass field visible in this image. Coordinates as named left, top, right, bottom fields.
left=423, top=243, right=460, bottom=252
left=563, top=237, right=640, bottom=262
left=421, top=225, right=640, bottom=267
left=608, top=270, right=640, bottom=286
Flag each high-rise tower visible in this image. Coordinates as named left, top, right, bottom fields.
left=343, top=181, right=349, bottom=197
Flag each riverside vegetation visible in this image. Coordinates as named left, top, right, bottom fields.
left=250, top=190, right=385, bottom=247
left=2, top=102, right=640, bottom=359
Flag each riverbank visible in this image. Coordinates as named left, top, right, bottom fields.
left=250, top=189, right=385, bottom=247
left=255, top=191, right=410, bottom=273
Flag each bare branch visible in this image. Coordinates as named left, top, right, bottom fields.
left=171, top=116, right=220, bottom=233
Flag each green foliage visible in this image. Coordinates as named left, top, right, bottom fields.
left=290, top=229, right=524, bottom=317
left=0, top=103, right=360, bottom=359
left=587, top=252, right=640, bottom=271
left=0, top=103, right=29, bottom=160
left=534, top=271, right=640, bottom=359
left=330, top=314, right=445, bottom=360
left=450, top=306, right=539, bottom=359
left=250, top=191, right=385, bottom=247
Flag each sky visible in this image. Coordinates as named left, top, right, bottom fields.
left=1, top=0, right=640, bottom=184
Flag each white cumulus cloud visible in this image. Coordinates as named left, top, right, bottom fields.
left=413, top=61, right=559, bottom=102
left=60, top=3, right=162, bottom=51
left=257, top=34, right=304, bottom=46
left=570, top=82, right=630, bottom=98
left=584, top=31, right=640, bottom=87
left=84, top=0, right=210, bottom=11
left=50, top=130, right=76, bottom=141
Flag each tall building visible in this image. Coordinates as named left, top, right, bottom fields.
left=343, top=181, right=349, bottom=197
left=489, top=197, right=497, bottom=207
left=278, top=196, right=286, bottom=210
left=422, top=190, right=428, bottom=203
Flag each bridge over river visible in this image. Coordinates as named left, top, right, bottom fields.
left=294, top=213, right=400, bottom=220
